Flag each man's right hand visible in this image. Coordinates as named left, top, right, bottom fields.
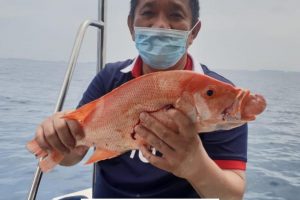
left=34, top=111, right=88, bottom=166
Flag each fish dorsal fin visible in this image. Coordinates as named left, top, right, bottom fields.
left=85, top=148, right=120, bottom=165
left=62, top=99, right=100, bottom=125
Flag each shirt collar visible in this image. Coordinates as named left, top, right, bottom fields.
left=120, top=54, right=203, bottom=77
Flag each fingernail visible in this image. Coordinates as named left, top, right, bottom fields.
left=134, top=125, right=139, bottom=132
left=140, top=112, right=147, bottom=120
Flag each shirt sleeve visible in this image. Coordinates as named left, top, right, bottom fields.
left=200, top=124, right=248, bottom=170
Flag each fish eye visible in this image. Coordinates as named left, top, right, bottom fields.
left=206, top=89, right=214, bottom=97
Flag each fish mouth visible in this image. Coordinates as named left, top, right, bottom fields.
left=241, top=94, right=267, bottom=120
left=221, top=89, right=250, bottom=121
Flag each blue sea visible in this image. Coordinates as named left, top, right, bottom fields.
left=0, top=58, right=299, bottom=199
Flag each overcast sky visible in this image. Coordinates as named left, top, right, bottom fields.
left=0, top=0, right=299, bottom=71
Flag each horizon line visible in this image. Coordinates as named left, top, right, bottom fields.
left=0, top=57, right=299, bottom=73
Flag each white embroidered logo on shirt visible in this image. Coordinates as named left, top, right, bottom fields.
left=129, top=149, right=157, bottom=163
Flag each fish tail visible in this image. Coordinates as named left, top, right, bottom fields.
left=39, top=150, right=64, bottom=173
left=26, top=139, right=48, bottom=158
left=26, top=139, right=64, bottom=172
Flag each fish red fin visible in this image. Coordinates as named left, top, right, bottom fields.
left=35, top=149, right=48, bottom=159
left=26, top=139, right=48, bottom=158
left=26, top=139, right=64, bottom=172
left=85, top=149, right=120, bottom=165
left=175, top=92, right=198, bottom=123
left=62, top=99, right=100, bottom=125
left=39, top=150, right=64, bottom=172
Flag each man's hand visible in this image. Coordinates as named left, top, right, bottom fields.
left=134, top=92, right=203, bottom=178
left=34, top=111, right=88, bottom=166
left=134, top=108, right=202, bottom=179
left=134, top=95, right=246, bottom=199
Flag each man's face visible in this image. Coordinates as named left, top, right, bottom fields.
left=128, top=0, right=201, bottom=73
left=128, top=0, right=199, bottom=44
left=133, top=0, right=193, bottom=30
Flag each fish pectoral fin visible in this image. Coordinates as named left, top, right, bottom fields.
left=85, top=149, right=120, bottom=165
left=175, top=92, right=197, bottom=122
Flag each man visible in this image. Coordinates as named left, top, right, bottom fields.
left=34, top=0, right=247, bottom=199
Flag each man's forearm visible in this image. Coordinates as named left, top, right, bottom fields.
left=186, top=147, right=246, bottom=200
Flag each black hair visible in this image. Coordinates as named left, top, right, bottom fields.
left=129, top=0, right=200, bottom=26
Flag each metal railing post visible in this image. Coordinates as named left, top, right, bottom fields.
left=97, top=0, right=107, bottom=73
left=27, top=20, right=105, bottom=200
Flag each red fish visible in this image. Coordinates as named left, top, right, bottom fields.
left=27, top=70, right=266, bottom=172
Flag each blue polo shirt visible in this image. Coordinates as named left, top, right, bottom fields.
left=78, top=55, right=248, bottom=198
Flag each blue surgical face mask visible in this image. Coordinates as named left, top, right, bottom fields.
left=134, top=21, right=199, bottom=70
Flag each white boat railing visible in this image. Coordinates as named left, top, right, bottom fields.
left=27, top=1, right=107, bottom=199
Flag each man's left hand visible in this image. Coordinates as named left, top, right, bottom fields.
left=134, top=108, right=203, bottom=179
